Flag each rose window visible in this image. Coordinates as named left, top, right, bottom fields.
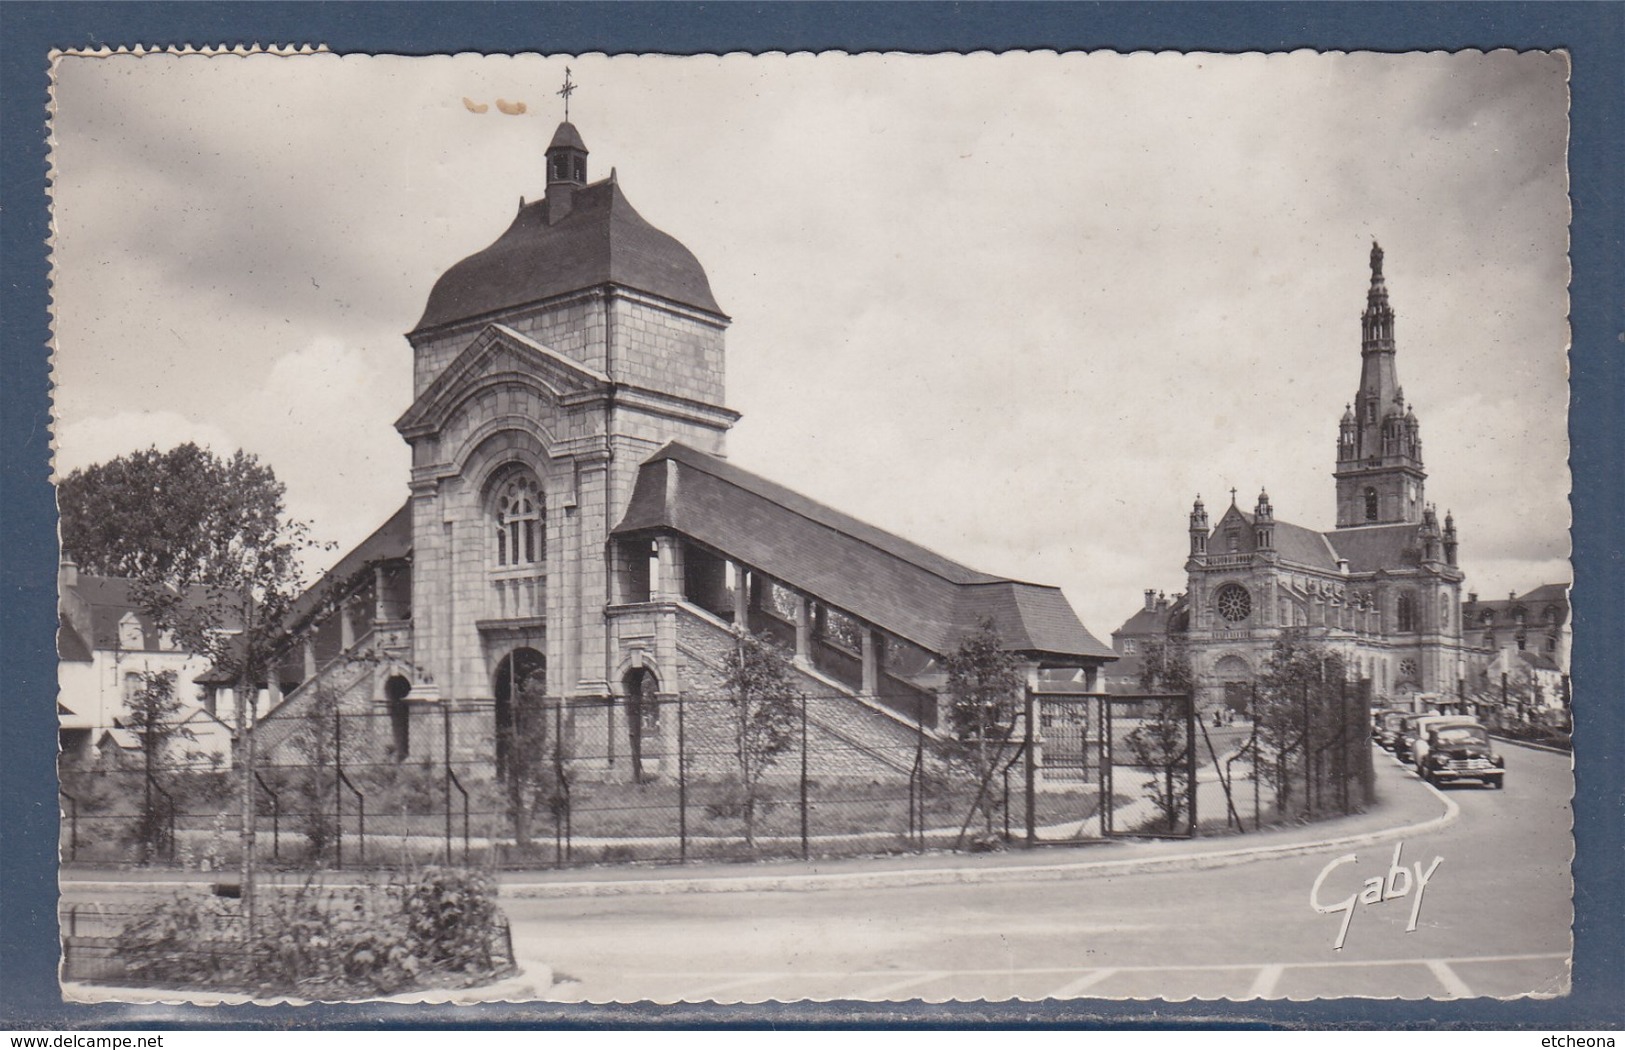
left=1398, top=658, right=1418, bottom=681
left=1216, top=583, right=1252, bottom=623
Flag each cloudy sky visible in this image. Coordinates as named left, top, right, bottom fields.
left=48, top=50, right=1570, bottom=638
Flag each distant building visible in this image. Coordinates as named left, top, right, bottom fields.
left=1105, top=590, right=1186, bottom=693
left=1462, top=585, right=1571, bottom=674
left=57, top=560, right=232, bottom=769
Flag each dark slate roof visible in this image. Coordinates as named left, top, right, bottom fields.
left=1214, top=510, right=1341, bottom=571
left=1323, top=523, right=1425, bottom=573
left=58, top=619, right=93, bottom=663
left=548, top=121, right=588, bottom=152
left=284, top=501, right=413, bottom=629
left=412, top=177, right=724, bottom=332
left=1517, top=650, right=1562, bottom=673
left=1518, top=583, right=1570, bottom=606
left=613, top=442, right=1114, bottom=661
left=62, top=575, right=170, bottom=652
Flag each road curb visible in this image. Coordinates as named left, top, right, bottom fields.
left=1491, top=734, right=1573, bottom=757
left=502, top=789, right=1460, bottom=899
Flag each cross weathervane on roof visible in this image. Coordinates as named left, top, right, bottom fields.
left=1230, top=487, right=1238, bottom=504
left=557, top=67, right=577, bottom=122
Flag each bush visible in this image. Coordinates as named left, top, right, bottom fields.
left=111, top=867, right=510, bottom=997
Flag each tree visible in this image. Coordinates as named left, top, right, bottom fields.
left=122, top=670, right=192, bottom=862
left=719, top=628, right=801, bottom=848
left=59, top=443, right=286, bottom=581
left=1123, top=695, right=1191, bottom=833
left=1138, top=637, right=1194, bottom=694
left=1254, top=635, right=1371, bottom=817
left=75, top=445, right=326, bottom=930
left=943, top=619, right=1024, bottom=846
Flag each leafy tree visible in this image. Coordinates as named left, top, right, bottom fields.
left=1254, top=635, right=1371, bottom=817
left=1138, top=637, right=1194, bottom=694
left=72, top=445, right=327, bottom=930
left=719, top=628, right=801, bottom=848
left=943, top=618, right=1024, bottom=846
left=59, top=443, right=286, bottom=580
left=122, top=669, right=192, bottom=862
left=1123, top=695, right=1191, bottom=833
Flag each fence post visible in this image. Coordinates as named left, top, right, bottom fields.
left=915, top=713, right=926, bottom=851
left=1248, top=685, right=1261, bottom=832
left=1302, top=679, right=1313, bottom=820
left=335, top=705, right=344, bottom=869
left=1023, top=685, right=1036, bottom=847
left=61, top=791, right=78, bottom=862
left=443, top=702, right=453, bottom=865
left=799, top=693, right=810, bottom=862
left=1184, top=692, right=1198, bottom=837
left=1100, top=696, right=1113, bottom=837
left=677, top=692, right=688, bottom=864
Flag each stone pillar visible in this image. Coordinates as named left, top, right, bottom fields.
left=794, top=595, right=812, bottom=666
left=731, top=561, right=750, bottom=626
left=655, top=535, right=687, bottom=602
left=861, top=627, right=881, bottom=696
left=302, top=636, right=318, bottom=681
left=340, top=601, right=356, bottom=650
left=374, top=565, right=388, bottom=620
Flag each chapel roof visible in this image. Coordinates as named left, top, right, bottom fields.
left=613, top=442, right=1115, bottom=661
left=412, top=175, right=724, bottom=333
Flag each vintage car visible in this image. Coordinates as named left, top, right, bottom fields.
left=1375, top=709, right=1410, bottom=751
left=1410, top=716, right=1481, bottom=771
left=1394, top=713, right=1467, bottom=764
left=1419, top=722, right=1506, bottom=789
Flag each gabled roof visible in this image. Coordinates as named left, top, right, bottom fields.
left=412, top=177, right=725, bottom=334
left=395, top=323, right=611, bottom=438
left=1211, top=509, right=1341, bottom=572
left=1518, top=583, right=1570, bottom=606
left=59, top=575, right=176, bottom=653
left=613, top=442, right=1114, bottom=661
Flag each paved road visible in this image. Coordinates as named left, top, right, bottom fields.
left=509, top=743, right=1571, bottom=1002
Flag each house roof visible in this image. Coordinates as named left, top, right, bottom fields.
left=412, top=176, right=725, bottom=333
left=613, top=442, right=1114, bottom=661
left=58, top=619, right=93, bottom=663
left=60, top=574, right=174, bottom=653
left=1212, top=508, right=1343, bottom=572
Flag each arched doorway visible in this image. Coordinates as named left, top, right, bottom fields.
left=384, top=675, right=413, bottom=759
left=493, top=647, right=546, bottom=784
left=1214, top=654, right=1253, bottom=715
left=623, top=667, right=661, bottom=782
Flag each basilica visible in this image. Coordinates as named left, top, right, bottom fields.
left=238, top=115, right=1115, bottom=775
left=1159, top=245, right=1474, bottom=712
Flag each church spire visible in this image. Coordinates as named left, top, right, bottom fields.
left=1334, top=242, right=1426, bottom=528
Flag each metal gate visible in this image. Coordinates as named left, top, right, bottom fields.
left=1027, top=691, right=1196, bottom=841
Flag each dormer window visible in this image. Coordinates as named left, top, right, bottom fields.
left=118, top=612, right=144, bottom=651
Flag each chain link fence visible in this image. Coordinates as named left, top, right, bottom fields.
left=60, top=684, right=1378, bottom=870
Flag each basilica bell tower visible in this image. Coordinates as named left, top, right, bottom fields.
left=1334, top=242, right=1427, bottom=528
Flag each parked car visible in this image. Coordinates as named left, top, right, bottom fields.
left=1395, top=713, right=1463, bottom=764
left=1419, top=722, right=1506, bottom=789
left=1375, top=709, right=1410, bottom=751
left=1410, top=716, right=1480, bottom=772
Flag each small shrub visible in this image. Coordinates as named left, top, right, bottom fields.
left=400, top=866, right=501, bottom=974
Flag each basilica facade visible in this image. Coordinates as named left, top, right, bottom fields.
left=1176, top=245, right=1472, bottom=712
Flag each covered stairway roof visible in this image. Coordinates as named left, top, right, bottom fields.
left=613, top=442, right=1115, bottom=662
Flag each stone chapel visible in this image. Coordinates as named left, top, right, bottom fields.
left=243, top=117, right=1115, bottom=777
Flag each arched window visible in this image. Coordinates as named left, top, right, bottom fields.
left=1396, top=591, right=1417, bottom=632
left=493, top=474, right=544, bottom=568
left=1439, top=594, right=1451, bottom=629
left=1364, top=487, right=1379, bottom=522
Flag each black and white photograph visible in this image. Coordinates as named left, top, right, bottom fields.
left=45, top=48, right=1573, bottom=1006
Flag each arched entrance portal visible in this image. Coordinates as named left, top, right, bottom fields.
left=623, top=667, right=661, bottom=782
left=493, top=647, right=546, bottom=784
left=1214, top=654, right=1253, bottom=715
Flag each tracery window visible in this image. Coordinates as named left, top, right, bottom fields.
left=493, top=474, right=544, bottom=568
left=1396, top=591, right=1417, bottom=632
left=1364, top=487, right=1379, bottom=522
